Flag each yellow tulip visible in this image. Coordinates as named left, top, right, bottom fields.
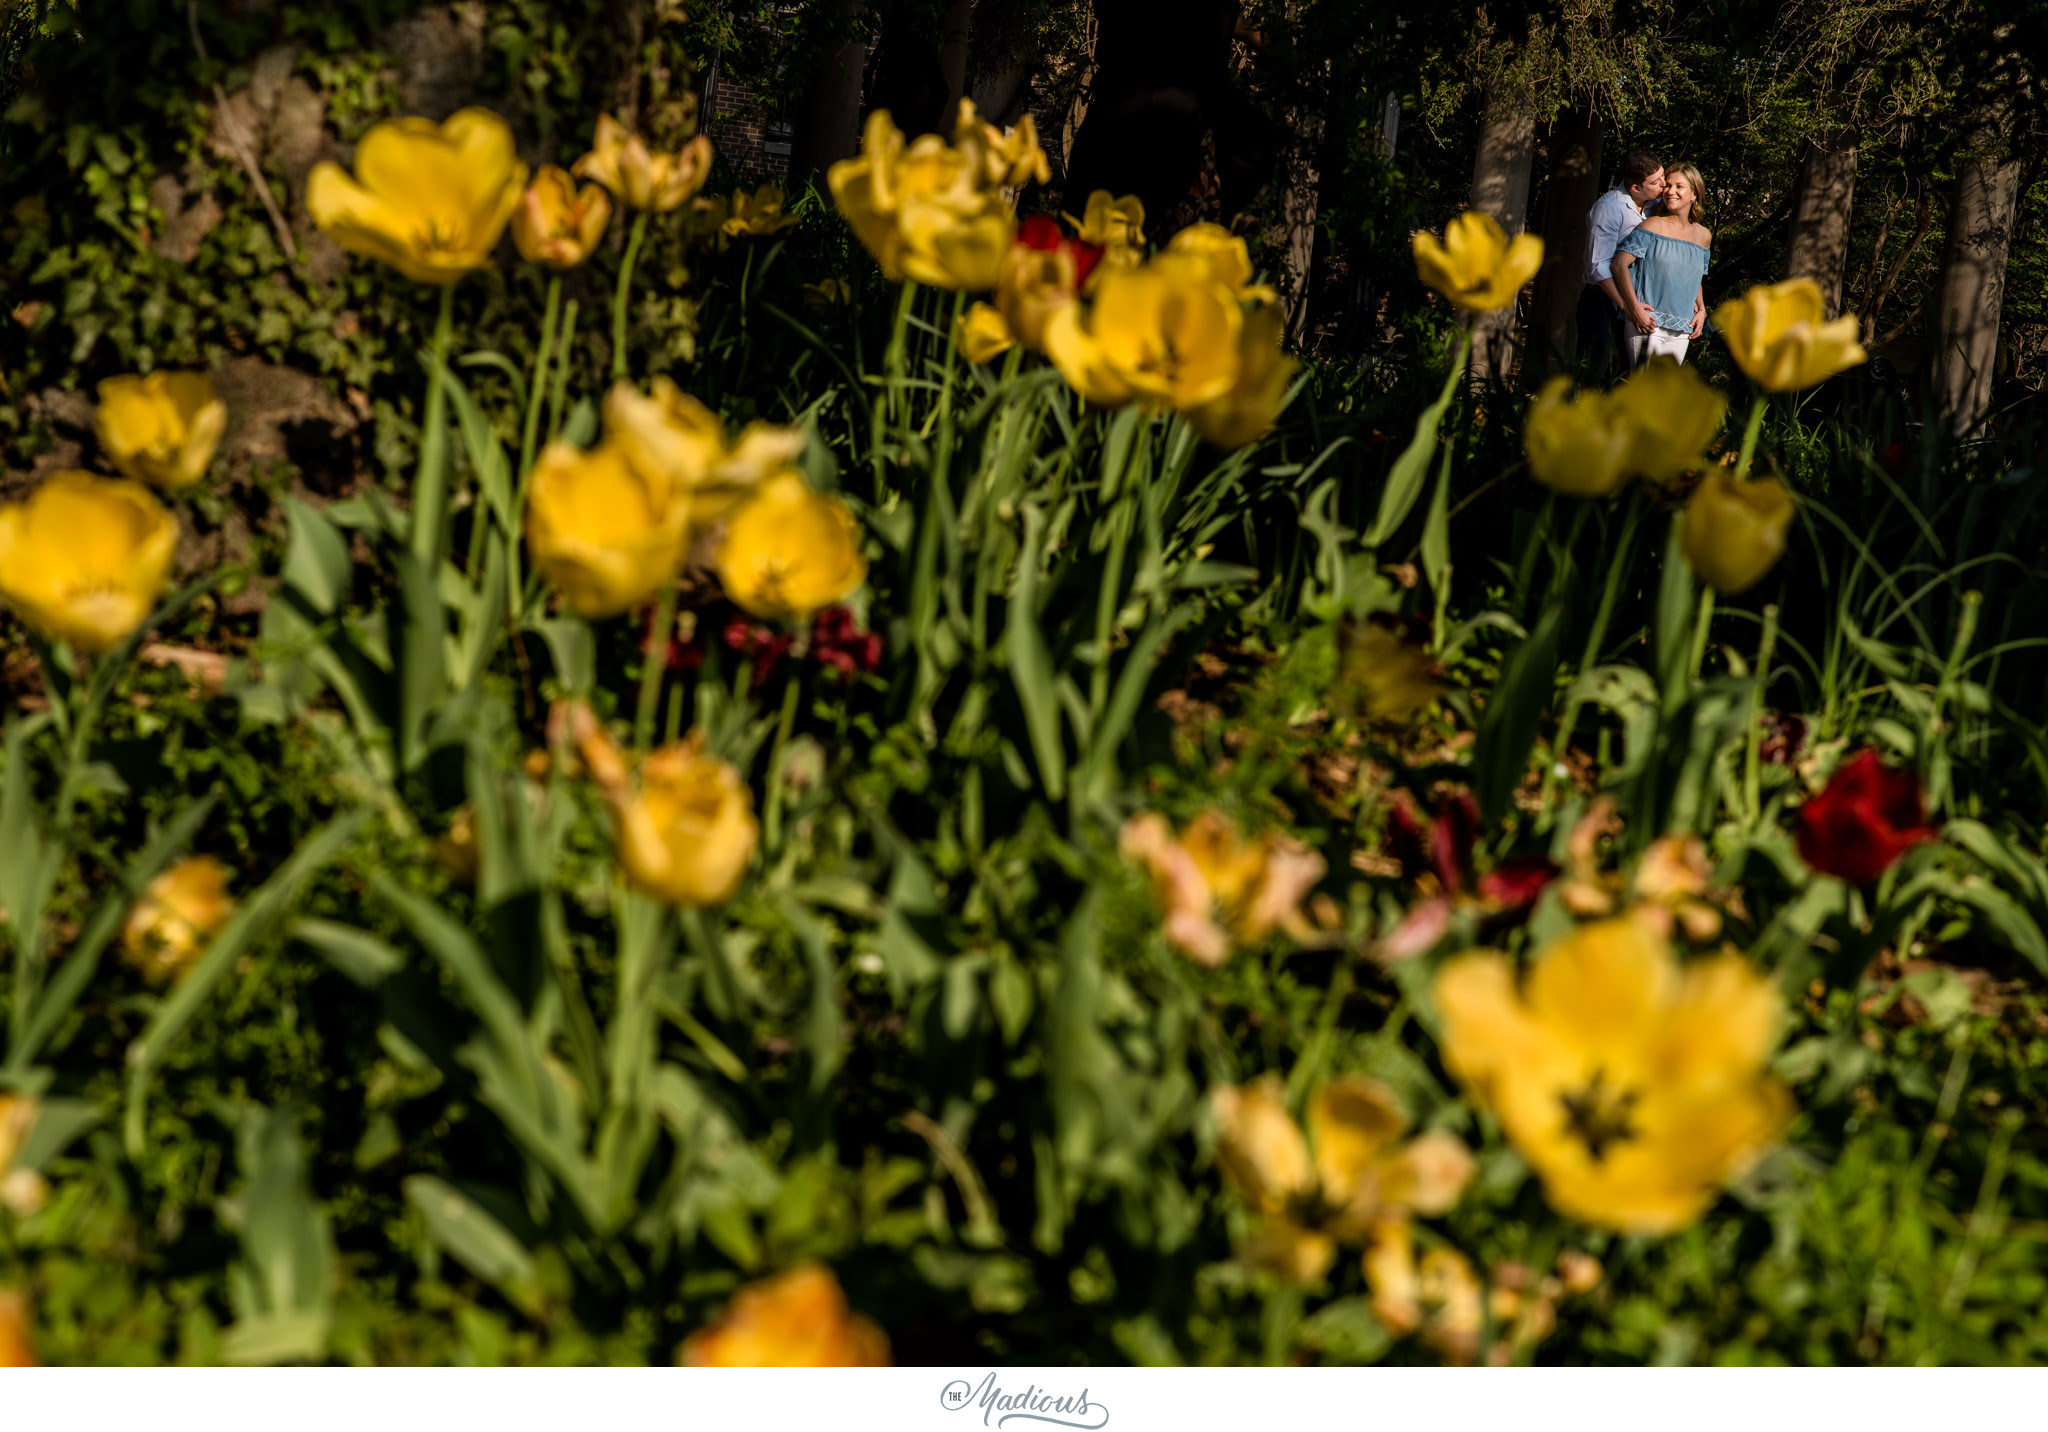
left=1070, top=190, right=1146, bottom=256
left=1045, top=252, right=1242, bottom=411
left=957, top=302, right=1017, bottom=364
left=953, top=99, right=1052, bottom=190
left=803, top=278, right=853, bottom=315
left=1334, top=617, right=1444, bottom=724
left=1362, top=1219, right=1487, bottom=1363
left=619, top=737, right=758, bottom=907
left=524, top=441, right=691, bottom=618
left=602, top=378, right=806, bottom=525
left=1433, top=917, right=1791, bottom=1234
left=1412, top=210, right=1544, bottom=314
left=715, top=471, right=867, bottom=622
left=1118, top=809, right=1326, bottom=967
left=720, top=184, right=800, bottom=238
left=680, top=1264, right=889, bottom=1366
left=93, top=371, right=227, bottom=490
left=1711, top=277, right=1868, bottom=392
left=306, top=108, right=526, bottom=284
left=1680, top=466, right=1796, bottom=596
left=1212, top=1077, right=1475, bottom=1284
left=0, top=471, right=177, bottom=653
left=1522, top=378, right=1636, bottom=498
left=1609, top=357, right=1728, bottom=483
left=1184, top=302, right=1297, bottom=449
left=993, top=230, right=1085, bottom=352
left=623, top=759, right=753, bottom=910
left=1166, top=223, right=1279, bottom=305
left=0, top=1094, right=47, bottom=1218
left=121, top=855, right=237, bottom=984
left=0, top=1289, right=34, bottom=1368
left=828, top=110, right=1015, bottom=290
left=511, top=164, right=612, bottom=269
left=572, top=113, right=714, bottom=213
left=1365, top=1222, right=1575, bottom=1366
left=557, top=701, right=757, bottom=908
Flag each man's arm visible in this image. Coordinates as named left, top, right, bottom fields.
left=1584, top=192, right=1623, bottom=285
left=1610, top=251, right=1655, bottom=335
left=1690, top=289, right=1706, bottom=338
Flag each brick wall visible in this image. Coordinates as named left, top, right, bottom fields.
left=702, top=71, right=791, bottom=187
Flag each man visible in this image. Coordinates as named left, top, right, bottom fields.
left=1577, top=151, right=1665, bottom=381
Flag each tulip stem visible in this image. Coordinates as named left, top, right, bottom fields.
left=548, top=298, right=579, bottom=443
left=762, top=669, right=803, bottom=850
left=520, top=276, right=562, bottom=488
left=409, top=285, right=457, bottom=567
left=507, top=277, right=561, bottom=612
left=1544, top=492, right=1643, bottom=818
left=634, top=584, right=678, bottom=754
left=1742, top=603, right=1780, bottom=825
left=1734, top=395, right=1767, bottom=480
left=1687, top=584, right=1718, bottom=685
left=611, top=210, right=649, bottom=383
left=884, top=279, right=916, bottom=422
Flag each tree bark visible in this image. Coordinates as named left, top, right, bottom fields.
left=1527, top=100, right=1602, bottom=380
left=1784, top=133, right=1859, bottom=317
left=968, top=0, right=1034, bottom=128
left=1059, top=11, right=1098, bottom=174
left=937, top=0, right=975, bottom=124
left=1932, top=107, right=2022, bottom=436
left=1279, top=103, right=1324, bottom=344
left=1059, top=0, right=1242, bottom=224
left=1467, top=104, right=1537, bottom=386
left=785, top=0, right=868, bottom=199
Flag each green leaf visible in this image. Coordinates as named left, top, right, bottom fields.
left=1419, top=442, right=1454, bottom=607
left=1471, top=604, right=1564, bottom=825
left=529, top=617, right=595, bottom=694
left=291, top=917, right=404, bottom=988
left=1005, top=503, right=1066, bottom=800
left=404, top=1174, right=543, bottom=1315
left=1365, top=337, right=1467, bottom=547
left=124, top=812, right=367, bottom=1157
left=784, top=899, right=845, bottom=1093
left=13, top=1097, right=100, bottom=1169
left=11, top=796, right=216, bottom=1071
left=280, top=496, right=351, bottom=616
left=442, top=365, right=515, bottom=534
left=388, top=548, right=448, bottom=774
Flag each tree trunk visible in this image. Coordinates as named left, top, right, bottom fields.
left=1059, top=0, right=1241, bottom=224
left=1059, top=11, right=1098, bottom=174
left=1932, top=108, right=2022, bottom=436
left=786, top=0, right=868, bottom=199
left=1784, top=133, right=1859, bottom=317
left=1468, top=105, right=1536, bottom=386
left=1527, top=100, right=1602, bottom=381
left=968, top=0, right=1034, bottom=128
left=937, top=0, right=975, bottom=125
left=1279, top=102, right=1324, bottom=344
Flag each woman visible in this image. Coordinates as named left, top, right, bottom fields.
left=1611, top=162, right=1711, bottom=366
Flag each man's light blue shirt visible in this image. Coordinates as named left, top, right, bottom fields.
left=1584, top=187, right=1644, bottom=285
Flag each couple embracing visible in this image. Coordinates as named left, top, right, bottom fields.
left=1576, top=150, right=1711, bottom=377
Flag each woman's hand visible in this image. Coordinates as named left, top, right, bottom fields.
left=1689, top=310, right=1705, bottom=339
left=1631, top=302, right=1656, bottom=336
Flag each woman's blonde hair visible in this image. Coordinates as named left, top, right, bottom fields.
left=1663, top=162, right=1708, bottom=224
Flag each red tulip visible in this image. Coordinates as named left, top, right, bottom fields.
left=1016, top=212, right=1104, bottom=287
left=1794, top=748, right=1937, bottom=884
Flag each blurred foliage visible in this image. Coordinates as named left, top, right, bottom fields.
left=0, top=0, right=2046, bottom=1371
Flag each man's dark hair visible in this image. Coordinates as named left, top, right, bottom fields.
left=1618, top=150, right=1663, bottom=189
